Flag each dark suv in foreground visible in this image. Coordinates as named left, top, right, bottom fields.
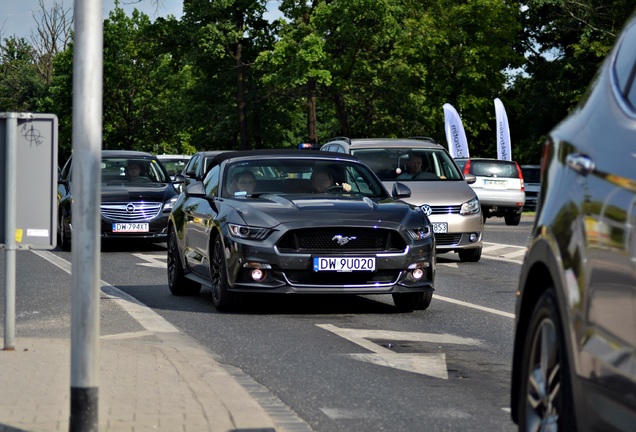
left=510, top=11, right=636, bottom=431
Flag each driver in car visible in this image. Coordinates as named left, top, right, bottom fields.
left=311, top=167, right=334, bottom=192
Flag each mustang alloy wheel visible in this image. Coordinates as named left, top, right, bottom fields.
left=167, top=228, right=201, bottom=296
left=518, top=289, right=576, bottom=431
left=210, top=236, right=240, bottom=311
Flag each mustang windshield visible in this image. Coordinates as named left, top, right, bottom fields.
left=222, top=159, right=387, bottom=198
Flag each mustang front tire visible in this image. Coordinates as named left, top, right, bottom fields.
left=392, top=291, right=432, bottom=312
left=167, top=228, right=202, bottom=296
left=210, top=236, right=241, bottom=311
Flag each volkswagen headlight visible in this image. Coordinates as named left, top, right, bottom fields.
left=460, top=197, right=480, bottom=215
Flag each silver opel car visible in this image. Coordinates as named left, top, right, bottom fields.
left=321, top=137, right=483, bottom=262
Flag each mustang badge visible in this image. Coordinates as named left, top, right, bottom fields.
left=332, top=235, right=357, bottom=246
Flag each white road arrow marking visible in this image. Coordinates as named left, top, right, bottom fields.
left=317, top=324, right=481, bottom=380
left=132, top=253, right=166, bottom=268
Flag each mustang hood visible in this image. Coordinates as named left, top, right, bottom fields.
left=226, top=195, right=419, bottom=228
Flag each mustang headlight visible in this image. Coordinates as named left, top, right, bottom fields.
left=406, top=226, right=432, bottom=241
left=460, top=197, right=480, bottom=215
left=228, top=223, right=271, bottom=240
left=163, top=196, right=179, bottom=212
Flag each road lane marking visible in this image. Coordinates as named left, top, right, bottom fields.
left=434, top=294, right=515, bottom=319
left=132, top=253, right=166, bottom=268
left=32, top=250, right=180, bottom=334
left=317, top=324, right=481, bottom=379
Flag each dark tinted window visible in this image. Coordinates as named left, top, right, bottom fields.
left=521, top=166, right=541, bottom=183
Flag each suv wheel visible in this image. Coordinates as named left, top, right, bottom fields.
left=505, top=213, right=521, bottom=226
left=518, top=289, right=576, bottom=431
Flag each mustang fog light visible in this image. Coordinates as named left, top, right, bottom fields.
left=407, top=261, right=430, bottom=282
left=243, top=262, right=271, bottom=282
left=251, top=269, right=265, bottom=281
left=411, top=268, right=424, bottom=280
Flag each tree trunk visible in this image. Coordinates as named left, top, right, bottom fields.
left=307, top=80, right=317, bottom=144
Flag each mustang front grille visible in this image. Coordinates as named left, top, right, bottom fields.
left=277, top=227, right=407, bottom=253
left=101, top=202, right=162, bottom=222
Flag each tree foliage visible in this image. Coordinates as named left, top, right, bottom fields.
left=0, top=0, right=633, bottom=165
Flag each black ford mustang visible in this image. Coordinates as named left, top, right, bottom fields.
left=57, top=150, right=180, bottom=250
left=167, top=149, right=436, bottom=311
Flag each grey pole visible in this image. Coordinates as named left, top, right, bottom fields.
left=3, top=113, right=17, bottom=351
left=70, top=0, right=103, bottom=430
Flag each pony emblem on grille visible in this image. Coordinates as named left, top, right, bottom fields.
left=332, top=235, right=357, bottom=246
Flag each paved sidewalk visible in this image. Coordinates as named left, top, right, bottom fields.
left=0, top=331, right=277, bottom=432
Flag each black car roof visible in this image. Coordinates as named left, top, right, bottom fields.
left=101, top=150, right=155, bottom=158
left=212, top=149, right=360, bottom=163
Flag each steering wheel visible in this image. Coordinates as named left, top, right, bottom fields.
left=323, top=185, right=344, bottom=193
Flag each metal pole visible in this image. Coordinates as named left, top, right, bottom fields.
left=3, top=113, right=17, bottom=351
left=70, top=0, right=103, bottom=430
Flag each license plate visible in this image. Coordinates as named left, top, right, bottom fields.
left=112, top=223, right=149, bottom=233
left=432, top=222, right=448, bottom=233
left=484, top=179, right=506, bottom=188
left=313, top=257, right=376, bottom=272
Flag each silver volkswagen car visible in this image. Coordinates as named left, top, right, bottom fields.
left=321, top=137, right=483, bottom=262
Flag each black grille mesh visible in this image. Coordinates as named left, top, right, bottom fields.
left=434, top=233, right=463, bottom=246
left=277, top=227, right=406, bottom=253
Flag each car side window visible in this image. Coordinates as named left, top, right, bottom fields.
left=185, top=155, right=200, bottom=177
left=204, top=164, right=220, bottom=196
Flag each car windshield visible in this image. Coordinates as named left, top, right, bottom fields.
left=101, top=157, right=170, bottom=184
left=221, top=158, right=388, bottom=199
left=159, top=158, right=189, bottom=178
left=350, top=148, right=463, bottom=181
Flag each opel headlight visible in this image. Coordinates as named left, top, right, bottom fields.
left=163, top=196, right=179, bottom=212
left=460, top=197, right=480, bottom=215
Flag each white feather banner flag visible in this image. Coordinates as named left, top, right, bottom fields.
left=494, top=98, right=511, bottom=161
left=443, top=103, right=470, bottom=158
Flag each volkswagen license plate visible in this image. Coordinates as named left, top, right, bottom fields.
left=313, top=257, right=376, bottom=272
left=432, top=222, right=448, bottom=233
left=112, top=223, right=149, bottom=233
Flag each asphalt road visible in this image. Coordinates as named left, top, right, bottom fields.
left=1, top=214, right=534, bottom=431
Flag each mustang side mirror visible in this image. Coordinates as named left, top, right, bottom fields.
left=392, top=182, right=411, bottom=199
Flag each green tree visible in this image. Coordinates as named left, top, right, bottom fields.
left=506, top=0, right=634, bottom=163
left=180, top=0, right=272, bottom=150
left=0, top=37, right=45, bottom=112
